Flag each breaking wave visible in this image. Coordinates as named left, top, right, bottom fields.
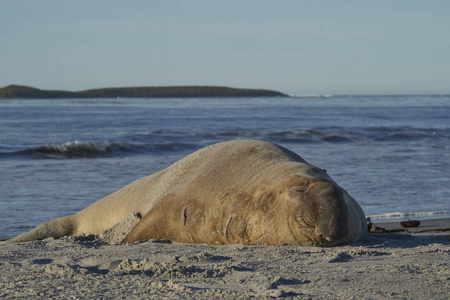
left=2, top=140, right=199, bottom=159
left=19, top=141, right=130, bottom=159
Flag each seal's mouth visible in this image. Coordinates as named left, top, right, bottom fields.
left=294, top=217, right=341, bottom=246
left=294, top=224, right=336, bottom=246
left=306, top=231, right=339, bottom=247
left=312, top=232, right=337, bottom=247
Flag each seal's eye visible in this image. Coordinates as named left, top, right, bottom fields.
left=295, top=187, right=309, bottom=193
left=288, top=186, right=310, bottom=198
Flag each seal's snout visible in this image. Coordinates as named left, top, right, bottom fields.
left=320, top=234, right=334, bottom=243
left=315, top=230, right=335, bottom=245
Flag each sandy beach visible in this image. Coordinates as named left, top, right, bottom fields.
left=1, top=218, right=449, bottom=299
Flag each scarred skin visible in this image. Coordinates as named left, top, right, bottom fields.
left=9, top=140, right=367, bottom=246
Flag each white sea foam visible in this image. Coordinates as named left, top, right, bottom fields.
left=369, top=211, right=450, bottom=221
left=289, top=94, right=333, bottom=98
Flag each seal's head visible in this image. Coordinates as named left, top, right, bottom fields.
left=287, top=178, right=366, bottom=246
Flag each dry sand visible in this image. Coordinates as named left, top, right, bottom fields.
left=1, top=218, right=449, bottom=299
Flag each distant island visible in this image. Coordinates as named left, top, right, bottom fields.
left=0, top=85, right=288, bottom=99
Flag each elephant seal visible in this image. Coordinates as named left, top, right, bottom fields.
left=9, top=140, right=367, bottom=246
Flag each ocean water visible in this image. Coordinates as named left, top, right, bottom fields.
left=1, top=95, right=449, bottom=239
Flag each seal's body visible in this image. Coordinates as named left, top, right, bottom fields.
left=10, top=140, right=367, bottom=246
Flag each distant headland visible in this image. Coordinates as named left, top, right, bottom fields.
left=0, top=85, right=288, bottom=99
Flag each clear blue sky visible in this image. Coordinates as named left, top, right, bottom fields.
left=1, top=0, right=449, bottom=95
